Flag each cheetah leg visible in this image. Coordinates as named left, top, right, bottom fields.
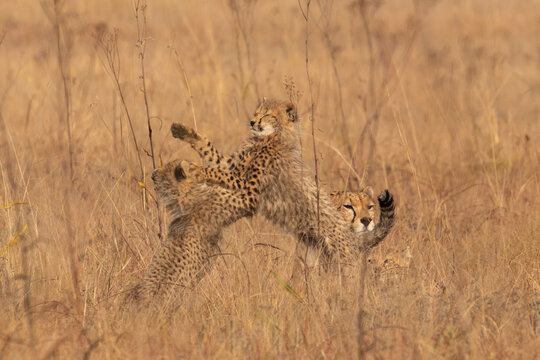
left=184, top=147, right=273, bottom=193
left=140, top=227, right=214, bottom=300
left=171, top=122, right=255, bottom=174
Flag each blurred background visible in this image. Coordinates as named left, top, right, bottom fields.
left=0, top=0, right=538, bottom=358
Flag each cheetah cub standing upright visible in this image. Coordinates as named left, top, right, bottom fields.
left=173, top=98, right=395, bottom=266
left=132, top=101, right=304, bottom=301
left=133, top=99, right=309, bottom=300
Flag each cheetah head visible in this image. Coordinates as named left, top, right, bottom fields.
left=250, top=98, right=297, bottom=137
left=330, top=186, right=379, bottom=233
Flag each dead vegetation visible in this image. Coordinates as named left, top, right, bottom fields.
left=0, top=0, right=538, bottom=358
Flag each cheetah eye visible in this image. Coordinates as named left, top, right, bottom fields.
left=368, top=205, right=374, bottom=210
left=343, top=204, right=354, bottom=210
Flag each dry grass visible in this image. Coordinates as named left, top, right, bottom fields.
left=1, top=0, right=539, bottom=358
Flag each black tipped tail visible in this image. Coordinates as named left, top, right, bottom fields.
left=363, top=190, right=396, bottom=250
left=378, top=189, right=395, bottom=223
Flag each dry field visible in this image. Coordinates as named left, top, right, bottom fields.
left=0, top=0, right=539, bottom=358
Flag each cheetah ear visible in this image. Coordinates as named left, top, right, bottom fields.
left=363, top=186, right=375, bottom=199
left=329, top=191, right=344, bottom=208
left=285, top=102, right=297, bottom=122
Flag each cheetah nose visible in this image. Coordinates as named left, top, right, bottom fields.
left=250, top=120, right=256, bottom=127
left=360, top=217, right=371, bottom=227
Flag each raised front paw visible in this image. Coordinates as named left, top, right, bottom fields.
left=180, top=160, right=206, bottom=183
left=171, top=123, right=200, bottom=142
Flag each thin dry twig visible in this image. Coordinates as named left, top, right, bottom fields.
left=134, top=0, right=162, bottom=239
left=51, top=0, right=74, bottom=181
left=228, top=0, right=260, bottom=105
left=20, top=244, right=35, bottom=347
left=134, top=0, right=156, bottom=170
left=303, top=0, right=320, bottom=237
left=0, top=31, right=6, bottom=49
left=302, top=0, right=321, bottom=304
left=357, top=249, right=369, bottom=359
left=354, top=0, right=379, bottom=184
left=354, top=1, right=421, bottom=182
left=316, top=0, right=353, bottom=159
left=96, top=29, right=144, bottom=181
left=208, top=252, right=251, bottom=296
left=172, top=48, right=198, bottom=132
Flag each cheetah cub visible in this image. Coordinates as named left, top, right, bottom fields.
left=131, top=159, right=258, bottom=302
left=331, top=187, right=382, bottom=234
left=295, top=186, right=394, bottom=270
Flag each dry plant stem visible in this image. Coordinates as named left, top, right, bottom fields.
left=355, top=1, right=378, bottom=356
left=135, top=0, right=156, bottom=170
left=229, top=2, right=246, bottom=87
left=97, top=30, right=144, bottom=181
left=229, top=0, right=260, bottom=101
left=303, top=0, right=321, bottom=238
left=356, top=1, right=421, bottom=170
left=231, top=25, right=247, bottom=116
left=173, top=49, right=197, bottom=132
left=357, top=250, right=369, bottom=359
left=300, top=0, right=320, bottom=302
left=0, top=82, right=16, bottom=191
left=0, top=31, right=6, bottom=48
left=135, top=0, right=162, bottom=239
left=354, top=7, right=421, bottom=186
left=353, top=0, right=380, bottom=182
left=115, top=75, right=144, bottom=181
left=317, top=0, right=353, bottom=160
left=329, top=44, right=352, bottom=159
left=358, top=0, right=376, bottom=109
left=21, top=242, right=35, bottom=348
left=52, top=0, right=74, bottom=181
left=63, top=193, right=82, bottom=313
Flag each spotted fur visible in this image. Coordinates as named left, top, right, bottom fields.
left=175, top=98, right=396, bottom=266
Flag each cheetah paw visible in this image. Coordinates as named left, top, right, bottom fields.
left=171, top=123, right=200, bottom=142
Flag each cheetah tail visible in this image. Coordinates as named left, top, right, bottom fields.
left=363, top=189, right=396, bottom=250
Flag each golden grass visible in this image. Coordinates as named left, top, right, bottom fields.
left=0, top=0, right=539, bottom=358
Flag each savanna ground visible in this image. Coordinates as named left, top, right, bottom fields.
left=0, top=0, right=539, bottom=358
